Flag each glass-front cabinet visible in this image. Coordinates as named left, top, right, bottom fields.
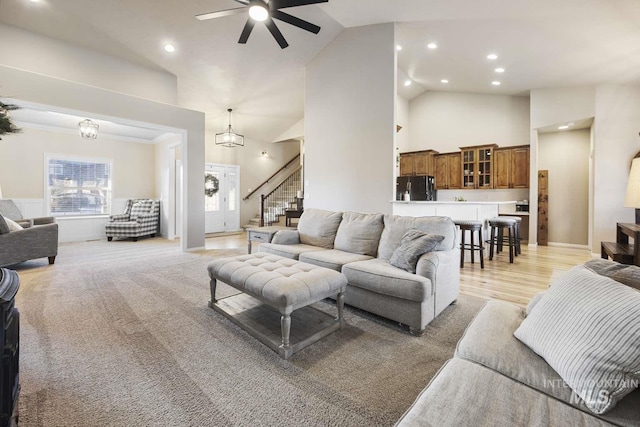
left=461, top=144, right=497, bottom=189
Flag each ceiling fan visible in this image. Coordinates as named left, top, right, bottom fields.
left=196, top=0, right=328, bottom=49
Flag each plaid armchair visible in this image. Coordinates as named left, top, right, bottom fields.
left=105, top=199, right=160, bottom=241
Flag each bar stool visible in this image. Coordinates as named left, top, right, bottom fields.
left=454, top=220, right=484, bottom=269
left=488, top=217, right=517, bottom=263
left=499, top=216, right=522, bottom=255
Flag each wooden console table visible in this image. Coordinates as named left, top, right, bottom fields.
left=601, top=223, right=640, bottom=266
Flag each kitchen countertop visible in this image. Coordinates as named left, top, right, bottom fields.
left=391, top=200, right=517, bottom=205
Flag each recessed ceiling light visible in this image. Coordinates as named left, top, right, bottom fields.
left=427, top=42, right=438, bottom=49
left=558, top=125, right=569, bottom=130
left=494, top=67, right=505, bottom=73
left=491, top=81, right=501, bottom=86
left=164, top=44, right=176, bottom=53
left=29, top=0, right=40, bottom=2
left=441, top=79, right=449, bottom=84
left=396, top=45, right=403, bottom=51
left=404, top=80, right=412, bottom=87
left=487, top=53, right=498, bottom=60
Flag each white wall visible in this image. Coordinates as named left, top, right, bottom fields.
left=155, top=135, right=183, bottom=238
left=408, top=91, right=530, bottom=153
left=593, top=84, right=640, bottom=253
left=0, top=65, right=205, bottom=251
left=0, top=23, right=177, bottom=105
left=0, top=127, right=156, bottom=199
left=538, top=129, right=590, bottom=246
left=305, top=23, right=396, bottom=214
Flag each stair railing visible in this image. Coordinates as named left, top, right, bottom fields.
left=260, top=166, right=301, bottom=226
left=243, top=154, right=300, bottom=201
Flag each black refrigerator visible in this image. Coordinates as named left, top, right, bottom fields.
left=396, top=176, right=436, bottom=201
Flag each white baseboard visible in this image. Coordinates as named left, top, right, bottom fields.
left=547, top=242, right=590, bottom=250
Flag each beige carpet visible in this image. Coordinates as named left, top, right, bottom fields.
left=11, top=239, right=487, bottom=426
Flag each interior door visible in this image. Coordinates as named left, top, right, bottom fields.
left=205, top=165, right=226, bottom=233
left=205, top=163, right=240, bottom=233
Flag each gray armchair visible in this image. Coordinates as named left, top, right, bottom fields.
left=0, top=200, right=58, bottom=267
left=0, top=199, right=55, bottom=228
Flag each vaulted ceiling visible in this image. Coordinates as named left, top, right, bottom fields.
left=1, top=0, right=640, bottom=142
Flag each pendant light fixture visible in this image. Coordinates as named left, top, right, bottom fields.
left=215, top=108, right=244, bottom=147
left=78, top=119, right=99, bottom=139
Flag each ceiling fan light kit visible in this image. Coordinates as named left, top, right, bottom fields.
left=197, top=0, right=328, bottom=49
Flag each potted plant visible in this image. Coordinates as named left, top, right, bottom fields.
left=0, top=98, right=21, bottom=140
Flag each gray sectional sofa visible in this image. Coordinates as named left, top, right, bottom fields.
left=396, top=258, right=640, bottom=426
left=258, top=208, right=460, bottom=335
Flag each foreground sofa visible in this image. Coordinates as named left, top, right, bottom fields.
left=258, top=208, right=460, bottom=335
left=396, top=258, right=640, bottom=426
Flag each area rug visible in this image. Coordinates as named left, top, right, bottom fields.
left=11, top=239, right=487, bottom=426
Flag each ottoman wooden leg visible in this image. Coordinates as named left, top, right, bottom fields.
left=208, top=278, right=217, bottom=308
left=337, top=292, right=345, bottom=329
left=281, top=314, right=291, bottom=348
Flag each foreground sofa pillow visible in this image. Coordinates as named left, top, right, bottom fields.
left=389, top=229, right=444, bottom=273
left=333, top=212, right=384, bottom=256
left=584, top=258, right=640, bottom=290
left=514, top=265, right=640, bottom=415
left=297, top=208, right=343, bottom=249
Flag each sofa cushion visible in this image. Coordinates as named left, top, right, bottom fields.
left=377, top=215, right=455, bottom=260
left=457, top=299, right=640, bottom=426
left=585, top=258, right=640, bottom=290
left=514, top=265, right=640, bottom=415
left=0, top=215, right=9, bottom=235
left=396, top=358, right=610, bottom=427
left=389, top=229, right=444, bottom=273
left=297, top=209, right=343, bottom=249
left=299, top=249, right=373, bottom=272
left=258, top=243, right=327, bottom=260
left=341, top=258, right=431, bottom=302
left=333, top=212, right=384, bottom=256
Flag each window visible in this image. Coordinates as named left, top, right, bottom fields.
left=46, top=155, right=113, bottom=216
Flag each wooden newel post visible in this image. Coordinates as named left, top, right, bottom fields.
left=259, top=194, right=265, bottom=227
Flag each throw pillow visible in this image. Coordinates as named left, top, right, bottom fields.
left=4, top=217, right=23, bottom=232
left=334, top=212, right=384, bottom=256
left=389, top=229, right=444, bottom=273
left=0, top=214, right=9, bottom=234
left=297, top=209, right=343, bottom=249
left=514, top=265, right=640, bottom=415
left=584, top=258, right=640, bottom=291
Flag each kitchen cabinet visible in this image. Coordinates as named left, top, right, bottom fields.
left=435, top=153, right=462, bottom=190
left=399, top=150, right=438, bottom=176
left=494, top=145, right=530, bottom=189
left=460, top=144, right=497, bottom=189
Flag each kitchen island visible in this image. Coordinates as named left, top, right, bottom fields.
left=392, top=201, right=519, bottom=242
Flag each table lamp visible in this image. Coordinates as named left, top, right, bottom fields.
left=624, top=157, right=640, bottom=224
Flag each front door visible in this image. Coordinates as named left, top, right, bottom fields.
left=205, top=164, right=240, bottom=233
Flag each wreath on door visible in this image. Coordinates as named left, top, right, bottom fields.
left=205, top=173, right=219, bottom=197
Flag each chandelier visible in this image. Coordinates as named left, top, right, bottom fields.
left=215, top=108, right=244, bottom=147
left=78, top=119, right=99, bottom=139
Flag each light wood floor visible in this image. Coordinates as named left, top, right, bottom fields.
left=205, top=233, right=594, bottom=307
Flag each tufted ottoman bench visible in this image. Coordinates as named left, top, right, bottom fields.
left=207, top=253, right=347, bottom=359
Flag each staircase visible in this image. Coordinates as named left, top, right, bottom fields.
left=246, top=166, right=302, bottom=227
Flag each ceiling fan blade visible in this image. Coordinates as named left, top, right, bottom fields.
left=233, top=0, right=250, bottom=4
left=270, top=0, right=328, bottom=9
left=272, top=10, right=320, bottom=34
left=238, top=19, right=256, bottom=44
left=265, top=18, right=289, bottom=49
left=196, top=7, right=246, bottom=21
